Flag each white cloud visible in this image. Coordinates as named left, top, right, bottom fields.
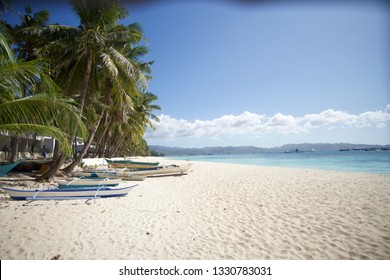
left=302, top=109, right=353, bottom=128
left=264, top=113, right=303, bottom=135
left=146, top=105, right=390, bottom=141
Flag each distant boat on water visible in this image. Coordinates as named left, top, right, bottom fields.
left=284, top=149, right=303, bottom=153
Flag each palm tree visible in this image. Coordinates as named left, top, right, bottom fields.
left=25, top=0, right=152, bottom=176
left=12, top=6, right=50, bottom=62
left=62, top=22, right=153, bottom=172
left=2, top=7, right=52, bottom=159
left=102, top=90, right=160, bottom=157
left=0, top=32, right=87, bottom=162
left=0, top=95, right=87, bottom=158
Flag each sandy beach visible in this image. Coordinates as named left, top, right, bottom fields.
left=0, top=158, right=389, bottom=260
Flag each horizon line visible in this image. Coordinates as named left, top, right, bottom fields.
left=149, top=142, right=390, bottom=150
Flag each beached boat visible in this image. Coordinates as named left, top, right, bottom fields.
left=105, top=158, right=159, bottom=169
left=1, top=184, right=137, bottom=200
left=96, top=172, right=146, bottom=181
left=98, top=163, right=193, bottom=177
left=71, top=168, right=123, bottom=178
left=55, top=177, right=122, bottom=188
left=121, top=175, right=146, bottom=181
left=137, top=163, right=193, bottom=177
left=0, top=159, right=25, bottom=177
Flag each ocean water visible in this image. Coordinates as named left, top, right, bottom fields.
left=168, top=150, right=390, bottom=174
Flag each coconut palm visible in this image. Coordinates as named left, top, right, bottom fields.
left=24, top=0, right=152, bottom=177
left=31, top=0, right=146, bottom=114
left=1, top=7, right=53, bottom=158
left=12, top=6, right=50, bottom=62
left=101, top=90, right=160, bottom=157
left=0, top=32, right=87, bottom=161
left=0, top=95, right=87, bottom=158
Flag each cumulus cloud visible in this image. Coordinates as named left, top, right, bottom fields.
left=146, top=105, right=390, bottom=140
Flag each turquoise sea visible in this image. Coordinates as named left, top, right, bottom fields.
left=168, top=150, right=390, bottom=174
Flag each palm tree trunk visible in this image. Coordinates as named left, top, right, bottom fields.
left=35, top=54, right=94, bottom=181
left=10, top=136, right=20, bottom=162
left=78, top=53, right=94, bottom=112
left=62, top=74, right=112, bottom=172
left=36, top=153, right=66, bottom=182
left=95, top=115, right=112, bottom=155
left=109, top=133, right=127, bottom=157
left=52, top=139, right=60, bottom=160
left=30, top=134, right=37, bottom=154
left=92, top=77, right=114, bottom=158
left=20, top=136, right=28, bottom=153
left=100, top=134, right=110, bottom=157
left=62, top=110, right=104, bottom=173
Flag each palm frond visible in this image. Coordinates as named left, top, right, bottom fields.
left=0, top=32, right=14, bottom=62
left=100, top=51, right=118, bottom=78
left=0, top=95, right=88, bottom=139
left=0, top=58, right=60, bottom=99
left=108, top=46, right=147, bottom=88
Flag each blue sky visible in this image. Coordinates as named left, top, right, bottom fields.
left=3, top=0, right=390, bottom=148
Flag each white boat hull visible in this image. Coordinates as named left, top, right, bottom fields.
left=96, top=173, right=146, bottom=181
left=98, top=163, right=193, bottom=177
left=1, top=185, right=137, bottom=200
left=55, top=178, right=122, bottom=187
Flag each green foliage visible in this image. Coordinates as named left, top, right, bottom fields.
left=150, top=150, right=165, bottom=157
left=121, top=136, right=151, bottom=157
left=0, top=0, right=160, bottom=165
left=0, top=33, right=87, bottom=156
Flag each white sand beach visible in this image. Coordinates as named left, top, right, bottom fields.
left=0, top=158, right=389, bottom=260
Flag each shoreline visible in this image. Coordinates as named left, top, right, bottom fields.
left=1, top=158, right=389, bottom=259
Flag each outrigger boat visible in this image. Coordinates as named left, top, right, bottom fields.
left=71, top=168, right=123, bottom=178
left=71, top=168, right=145, bottom=181
left=1, top=184, right=137, bottom=200
left=95, top=172, right=146, bottom=181
left=97, top=163, right=193, bottom=177
left=55, top=177, right=122, bottom=188
left=105, top=158, right=159, bottom=169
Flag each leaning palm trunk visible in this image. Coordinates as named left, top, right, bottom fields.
left=95, top=115, right=112, bottom=157
left=94, top=77, right=114, bottom=158
left=109, top=132, right=128, bottom=157
left=52, top=139, right=60, bottom=160
left=62, top=110, right=104, bottom=173
left=36, top=55, right=93, bottom=181
left=36, top=153, right=66, bottom=181
left=100, top=132, right=111, bottom=157
left=77, top=53, right=93, bottom=114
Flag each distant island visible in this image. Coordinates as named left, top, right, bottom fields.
left=150, top=143, right=390, bottom=156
